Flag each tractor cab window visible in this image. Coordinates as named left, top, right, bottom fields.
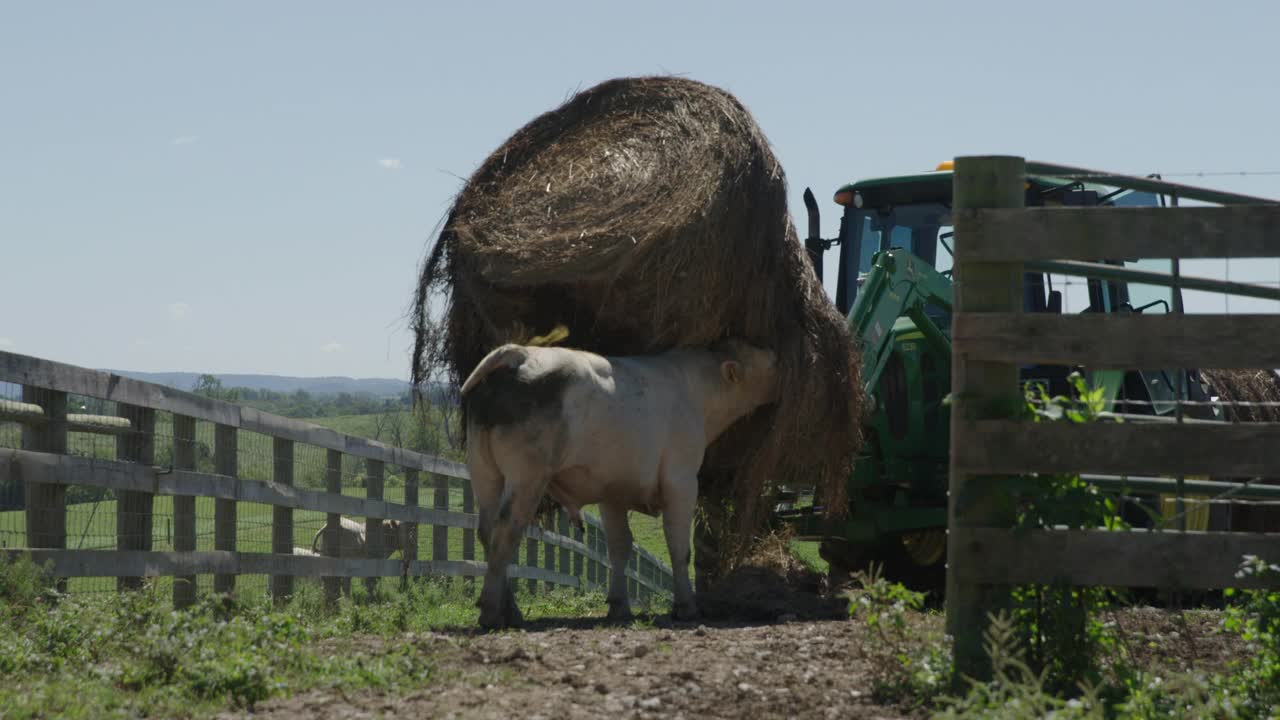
left=841, top=203, right=951, bottom=307
left=1118, top=258, right=1174, bottom=314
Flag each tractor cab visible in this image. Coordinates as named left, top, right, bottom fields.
left=813, top=162, right=1195, bottom=417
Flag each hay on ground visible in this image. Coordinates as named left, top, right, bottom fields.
left=696, top=529, right=847, bottom=621
left=411, top=76, right=865, bottom=569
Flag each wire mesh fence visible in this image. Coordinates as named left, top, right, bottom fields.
left=0, top=360, right=671, bottom=606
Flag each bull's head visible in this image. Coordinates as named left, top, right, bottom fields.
left=714, top=338, right=780, bottom=407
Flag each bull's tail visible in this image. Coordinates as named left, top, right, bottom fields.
left=460, top=344, right=530, bottom=396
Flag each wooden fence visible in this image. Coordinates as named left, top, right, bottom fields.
left=0, top=350, right=673, bottom=608
left=946, top=155, right=1280, bottom=679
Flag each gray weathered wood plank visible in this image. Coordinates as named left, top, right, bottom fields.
left=239, top=406, right=466, bottom=477
left=0, top=549, right=581, bottom=586
left=954, top=313, right=1280, bottom=369
left=0, top=351, right=467, bottom=476
left=953, top=205, right=1280, bottom=262
left=2, top=352, right=240, bottom=425
left=0, top=449, right=478, bottom=528
left=953, top=419, right=1280, bottom=478
left=950, top=528, right=1280, bottom=589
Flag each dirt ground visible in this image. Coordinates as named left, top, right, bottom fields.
left=228, top=553, right=1246, bottom=720
left=225, top=605, right=1246, bottom=720
left=237, top=617, right=912, bottom=720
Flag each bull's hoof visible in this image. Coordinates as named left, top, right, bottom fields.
left=606, top=599, right=633, bottom=622
left=503, top=597, right=524, bottom=628
left=671, top=602, right=699, bottom=622
left=478, top=615, right=507, bottom=631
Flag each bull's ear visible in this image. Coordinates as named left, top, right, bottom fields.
left=721, top=360, right=741, bottom=384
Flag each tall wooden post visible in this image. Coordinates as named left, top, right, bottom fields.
left=573, top=523, right=585, bottom=583
left=946, top=155, right=1025, bottom=682
left=403, top=469, right=419, bottom=591
left=22, top=386, right=67, bottom=594
left=462, top=482, right=475, bottom=593
left=557, top=510, right=572, bottom=587
left=323, top=449, right=343, bottom=607
left=213, top=424, right=238, bottom=595
left=364, top=459, right=384, bottom=597
left=543, top=520, right=555, bottom=592
left=270, top=437, right=294, bottom=603
left=527, top=533, right=539, bottom=593
left=116, top=403, right=155, bottom=592
left=432, top=474, right=449, bottom=566
left=172, top=415, right=198, bottom=609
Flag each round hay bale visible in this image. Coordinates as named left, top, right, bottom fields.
left=412, top=75, right=865, bottom=567
left=1199, top=368, right=1280, bottom=532
left=1200, top=369, right=1280, bottom=423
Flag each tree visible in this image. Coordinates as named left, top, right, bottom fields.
left=192, top=374, right=239, bottom=401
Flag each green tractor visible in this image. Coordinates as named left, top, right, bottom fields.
left=775, top=160, right=1278, bottom=592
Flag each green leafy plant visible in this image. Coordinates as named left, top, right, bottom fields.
left=998, top=375, right=1132, bottom=696
left=1217, top=556, right=1280, bottom=716
left=935, top=611, right=1106, bottom=719
left=849, top=563, right=951, bottom=706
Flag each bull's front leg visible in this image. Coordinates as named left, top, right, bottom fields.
left=599, top=502, right=634, bottom=621
left=661, top=473, right=699, bottom=621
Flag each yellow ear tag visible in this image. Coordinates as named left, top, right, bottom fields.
left=528, top=324, right=570, bottom=347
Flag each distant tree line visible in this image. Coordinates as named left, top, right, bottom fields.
left=190, top=374, right=411, bottom=419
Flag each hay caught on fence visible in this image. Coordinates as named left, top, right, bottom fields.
left=411, top=76, right=864, bottom=566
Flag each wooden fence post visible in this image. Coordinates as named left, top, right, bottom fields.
left=323, top=449, right=343, bottom=607
left=573, top=523, right=585, bottom=584
left=270, top=437, right=294, bottom=603
left=543, top=520, right=556, bottom=592
left=557, top=510, right=571, bottom=588
left=946, top=155, right=1026, bottom=683
left=213, top=423, right=238, bottom=595
left=172, top=415, right=197, bottom=609
left=116, top=403, right=155, bottom=592
left=527, top=533, right=539, bottom=594
left=462, top=482, right=475, bottom=593
left=364, top=459, right=384, bottom=597
left=403, top=469, right=418, bottom=591
left=22, top=386, right=67, bottom=594
left=432, top=474, right=449, bottom=568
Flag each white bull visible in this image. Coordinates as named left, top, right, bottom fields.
left=460, top=338, right=779, bottom=629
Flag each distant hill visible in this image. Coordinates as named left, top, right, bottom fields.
left=102, top=370, right=412, bottom=397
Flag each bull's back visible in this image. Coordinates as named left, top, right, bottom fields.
left=464, top=348, right=580, bottom=429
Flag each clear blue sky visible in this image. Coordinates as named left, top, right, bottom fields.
left=3, top=1, right=1278, bottom=379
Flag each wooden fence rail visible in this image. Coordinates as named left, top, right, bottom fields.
left=0, top=351, right=673, bottom=608
left=945, top=155, right=1280, bottom=681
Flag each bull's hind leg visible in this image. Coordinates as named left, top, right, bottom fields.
left=468, top=425, right=517, bottom=630
left=600, top=502, right=634, bottom=621
left=485, top=451, right=557, bottom=628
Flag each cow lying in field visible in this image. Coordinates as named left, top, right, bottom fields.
left=309, top=516, right=404, bottom=559
left=461, top=338, right=779, bottom=629
left=307, top=516, right=404, bottom=595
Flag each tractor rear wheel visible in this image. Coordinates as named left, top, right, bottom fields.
left=819, top=530, right=946, bottom=598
